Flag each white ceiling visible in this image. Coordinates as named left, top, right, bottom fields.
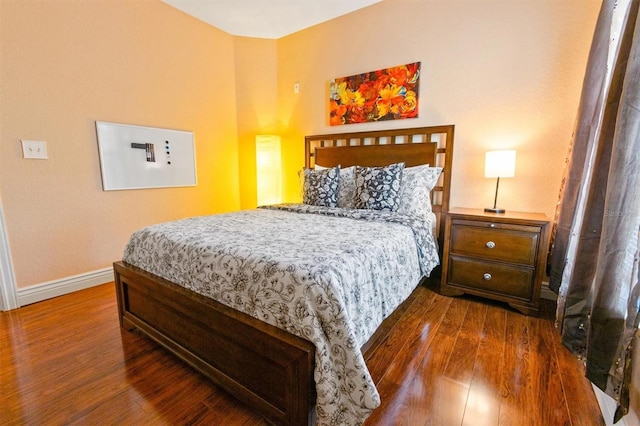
left=161, top=0, right=383, bottom=39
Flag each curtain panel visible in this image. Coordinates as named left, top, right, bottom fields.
left=548, top=0, right=640, bottom=421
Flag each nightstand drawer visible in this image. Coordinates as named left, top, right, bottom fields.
left=447, top=256, right=534, bottom=300
left=450, top=224, right=539, bottom=266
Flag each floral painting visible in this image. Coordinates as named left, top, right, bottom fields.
left=329, top=62, right=420, bottom=126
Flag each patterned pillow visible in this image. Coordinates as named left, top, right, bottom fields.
left=315, top=164, right=357, bottom=208
left=354, top=162, right=405, bottom=211
left=302, top=166, right=340, bottom=207
left=397, top=165, right=443, bottom=216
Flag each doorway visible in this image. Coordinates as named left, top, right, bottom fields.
left=0, top=196, right=18, bottom=311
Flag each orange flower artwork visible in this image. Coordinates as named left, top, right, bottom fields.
left=329, top=62, right=420, bottom=126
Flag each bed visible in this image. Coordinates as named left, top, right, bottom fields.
left=114, top=125, right=455, bottom=425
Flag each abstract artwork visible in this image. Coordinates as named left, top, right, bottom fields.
left=329, top=62, right=420, bottom=126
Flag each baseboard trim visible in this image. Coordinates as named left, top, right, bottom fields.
left=17, top=267, right=114, bottom=307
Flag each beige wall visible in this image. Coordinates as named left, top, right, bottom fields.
left=234, top=37, right=278, bottom=210
left=274, top=0, right=601, bottom=214
left=0, top=0, right=239, bottom=288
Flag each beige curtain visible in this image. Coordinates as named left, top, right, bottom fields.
left=548, top=0, right=640, bottom=421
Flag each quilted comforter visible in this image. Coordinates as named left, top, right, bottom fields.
left=122, top=204, right=439, bottom=425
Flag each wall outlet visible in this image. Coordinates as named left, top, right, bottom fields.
left=21, top=140, right=48, bottom=159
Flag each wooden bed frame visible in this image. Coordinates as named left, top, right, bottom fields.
left=114, top=125, right=454, bottom=425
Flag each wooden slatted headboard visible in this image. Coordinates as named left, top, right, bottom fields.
left=304, top=125, right=455, bottom=245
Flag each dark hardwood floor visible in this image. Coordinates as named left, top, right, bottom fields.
left=1, top=282, right=603, bottom=425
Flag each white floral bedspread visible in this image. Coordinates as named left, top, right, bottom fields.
left=122, top=204, right=439, bottom=425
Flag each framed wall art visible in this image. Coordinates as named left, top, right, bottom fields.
left=329, top=62, right=420, bottom=126
left=96, top=121, right=197, bottom=191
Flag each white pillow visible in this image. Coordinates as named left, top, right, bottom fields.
left=315, top=164, right=356, bottom=208
left=397, top=164, right=442, bottom=216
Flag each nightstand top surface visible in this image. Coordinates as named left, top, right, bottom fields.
left=448, top=207, right=549, bottom=223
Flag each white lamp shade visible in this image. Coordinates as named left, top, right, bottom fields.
left=256, top=135, right=282, bottom=205
left=484, top=150, right=516, bottom=178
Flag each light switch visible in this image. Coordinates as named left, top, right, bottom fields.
left=21, top=140, right=48, bottom=159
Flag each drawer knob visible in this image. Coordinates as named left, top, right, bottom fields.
left=485, top=241, right=496, bottom=249
left=483, top=273, right=492, bottom=281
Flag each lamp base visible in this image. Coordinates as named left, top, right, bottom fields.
left=484, top=207, right=505, bottom=214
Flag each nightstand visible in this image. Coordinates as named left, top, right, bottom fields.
left=440, top=207, right=550, bottom=316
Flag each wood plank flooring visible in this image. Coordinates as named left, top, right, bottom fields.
left=1, top=282, right=604, bottom=425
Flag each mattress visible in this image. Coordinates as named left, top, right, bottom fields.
left=122, top=204, right=439, bottom=425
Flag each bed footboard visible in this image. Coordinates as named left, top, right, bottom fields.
left=114, top=261, right=316, bottom=426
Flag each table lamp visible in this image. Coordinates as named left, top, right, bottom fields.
left=484, top=150, right=516, bottom=213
